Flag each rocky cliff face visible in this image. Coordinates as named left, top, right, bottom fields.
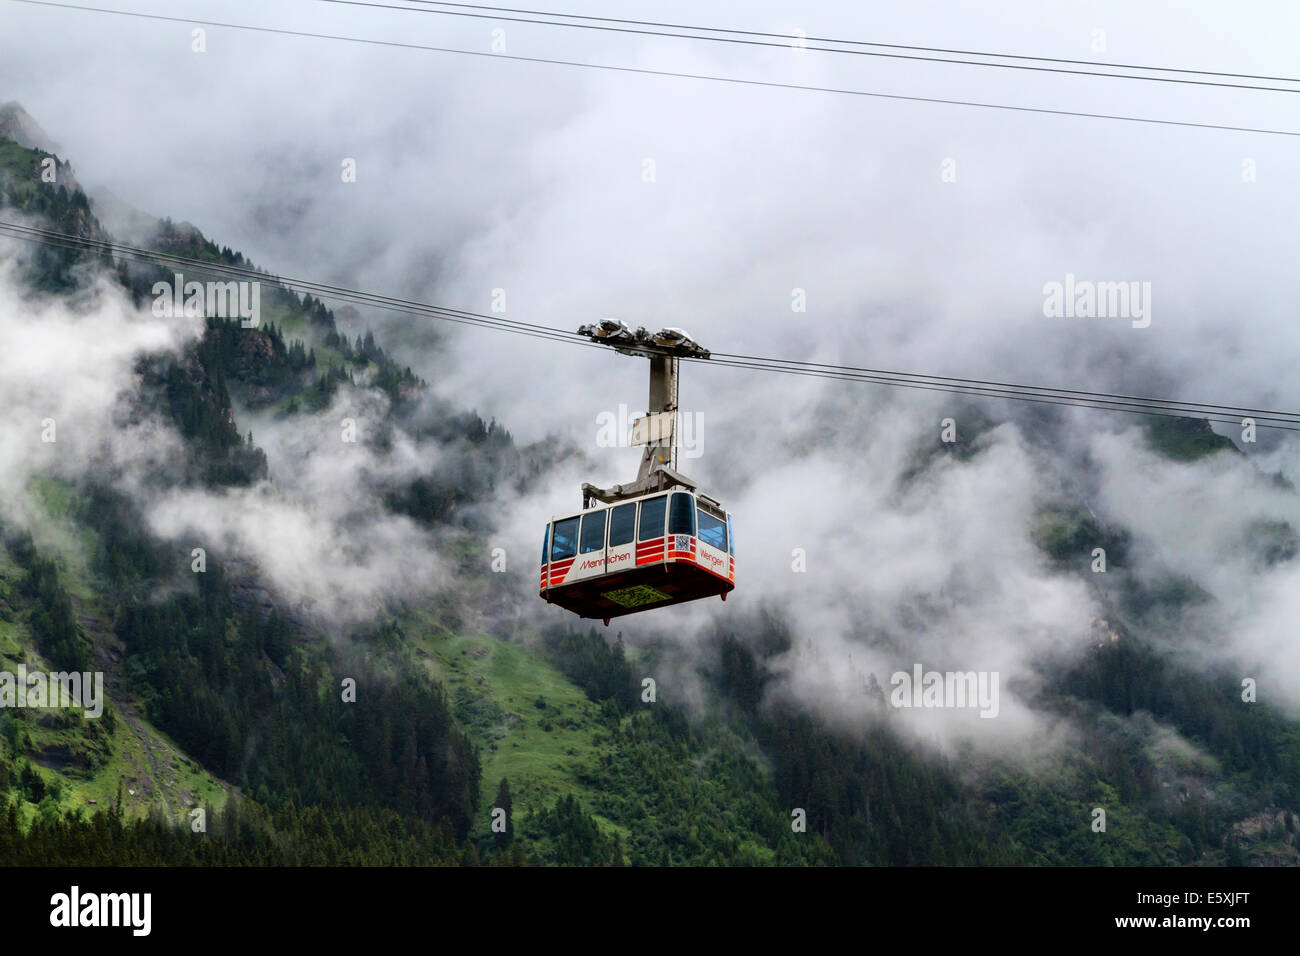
left=0, top=101, right=60, bottom=153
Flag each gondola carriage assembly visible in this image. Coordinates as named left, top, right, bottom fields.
left=540, top=321, right=735, bottom=625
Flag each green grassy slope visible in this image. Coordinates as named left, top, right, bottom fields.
left=0, top=479, right=233, bottom=827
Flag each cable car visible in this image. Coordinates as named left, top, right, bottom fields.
left=540, top=487, right=735, bottom=624
left=540, top=322, right=735, bottom=625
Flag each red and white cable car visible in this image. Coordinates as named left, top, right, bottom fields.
left=540, top=487, right=735, bottom=623
left=540, top=322, right=735, bottom=625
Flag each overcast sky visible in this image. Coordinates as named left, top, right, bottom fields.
left=3, top=0, right=1299, bottom=754
left=3, top=0, right=1296, bottom=436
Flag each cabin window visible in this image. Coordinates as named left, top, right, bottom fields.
left=551, top=517, right=579, bottom=561
left=608, top=503, right=636, bottom=547
left=669, top=493, right=696, bottom=536
left=638, top=496, right=667, bottom=541
left=541, top=525, right=549, bottom=564
left=727, top=515, right=735, bottom=556
left=579, top=510, right=607, bottom=554
left=697, top=509, right=727, bottom=552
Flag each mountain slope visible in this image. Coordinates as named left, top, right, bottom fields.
left=1, top=102, right=1298, bottom=866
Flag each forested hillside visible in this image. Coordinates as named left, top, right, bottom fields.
left=1, top=105, right=1297, bottom=866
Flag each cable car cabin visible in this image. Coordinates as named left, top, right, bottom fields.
left=540, top=490, right=735, bottom=624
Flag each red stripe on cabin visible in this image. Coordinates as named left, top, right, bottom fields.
left=635, top=536, right=665, bottom=565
